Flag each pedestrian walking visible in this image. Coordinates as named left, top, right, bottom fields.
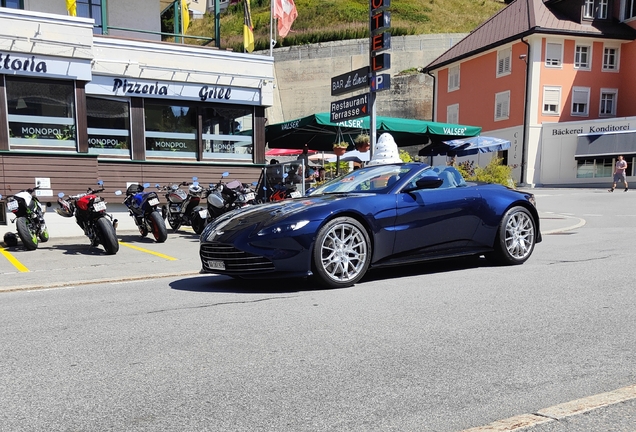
left=609, top=155, right=629, bottom=192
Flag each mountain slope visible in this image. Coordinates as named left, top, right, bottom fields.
left=186, top=0, right=506, bottom=52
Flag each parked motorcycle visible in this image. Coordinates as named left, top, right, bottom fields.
left=56, top=181, right=119, bottom=255
left=0, top=185, right=49, bottom=250
left=205, top=172, right=258, bottom=222
left=115, top=183, right=168, bottom=243
left=268, top=174, right=302, bottom=201
left=161, top=177, right=207, bottom=235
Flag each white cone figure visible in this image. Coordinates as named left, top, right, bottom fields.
left=367, top=133, right=402, bottom=166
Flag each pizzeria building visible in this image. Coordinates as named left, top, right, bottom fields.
left=0, top=2, right=273, bottom=234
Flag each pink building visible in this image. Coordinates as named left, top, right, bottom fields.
left=424, top=0, right=636, bottom=187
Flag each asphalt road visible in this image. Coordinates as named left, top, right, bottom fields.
left=1, top=187, right=635, bottom=431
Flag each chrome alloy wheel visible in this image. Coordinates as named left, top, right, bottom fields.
left=504, top=210, right=534, bottom=260
left=319, top=221, right=369, bottom=283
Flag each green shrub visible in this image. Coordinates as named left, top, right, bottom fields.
left=458, top=157, right=515, bottom=188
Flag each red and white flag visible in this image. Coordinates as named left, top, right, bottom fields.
left=274, top=0, right=298, bottom=38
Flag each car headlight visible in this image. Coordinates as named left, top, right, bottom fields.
left=257, top=220, right=310, bottom=236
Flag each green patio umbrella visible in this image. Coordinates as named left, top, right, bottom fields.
left=265, top=112, right=482, bottom=152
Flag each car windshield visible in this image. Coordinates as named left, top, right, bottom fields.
left=308, top=164, right=428, bottom=194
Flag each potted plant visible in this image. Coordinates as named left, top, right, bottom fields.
left=332, top=141, right=349, bottom=156
left=354, top=134, right=370, bottom=152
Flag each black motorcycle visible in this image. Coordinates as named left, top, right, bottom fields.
left=206, top=172, right=258, bottom=222
left=161, top=177, right=207, bottom=235
left=116, top=183, right=168, bottom=243
left=1, top=185, right=49, bottom=250
left=56, top=181, right=119, bottom=255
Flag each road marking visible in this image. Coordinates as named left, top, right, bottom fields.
left=0, top=248, right=30, bottom=272
left=462, top=383, right=636, bottom=431
left=118, top=241, right=178, bottom=260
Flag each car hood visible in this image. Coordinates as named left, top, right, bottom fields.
left=204, top=194, right=365, bottom=239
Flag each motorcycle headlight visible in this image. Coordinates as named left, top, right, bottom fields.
left=257, top=220, right=309, bottom=236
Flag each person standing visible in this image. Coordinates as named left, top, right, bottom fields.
left=609, top=155, right=629, bottom=192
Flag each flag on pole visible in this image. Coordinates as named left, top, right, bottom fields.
left=66, top=0, right=77, bottom=16
left=273, top=0, right=298, bottom=38
left=181, top=0, right=190, bottom=33
left=243, top=0, right=255, bottom=52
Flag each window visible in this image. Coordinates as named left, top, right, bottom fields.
left=624, top=0, right=636, bottom=20
left=494, top=91, right=510, bottom=121
left=145, top=101, right=198, bottom=158
left=545, top=42, right=562, bottom=67
left=600, top=89, right=617, bottom=116
left=447, top=104, right=459, bottom=124
left=602, top=46, right=619, bottom=71
left=448, top=65, right=460, bottom=91
left=598, top=0, right=608, bottom=18
left=576, top=158, right=615, bottom=178
left=0, top=0, right=23, bottom=8
left=571, top=87, right=590, bottom=116
left=6, top=77, right=76, bottom=148
left=584, top=0, right=594, bottom=17
left=542, top=86, right=561, bottom=115
left=87, top=97, right=130, bottom=156
left=584, top=0, right=608, bottom=19
left=201, top=106, right=253, bottom=160
left=574, top=45, right=591, bottom=69
left=497, top=47, right=511, bottom=76
left=77, top=0, right=103, bottom=34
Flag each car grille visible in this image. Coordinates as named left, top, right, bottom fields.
left=200, top=242, right=275, bottom=273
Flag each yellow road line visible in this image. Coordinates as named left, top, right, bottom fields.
left=0, top=248, right=30, bottom=272
left=118, top=241, right=178, bottom=261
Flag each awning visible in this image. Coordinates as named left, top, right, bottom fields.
left=575, top=131, right=636, bottom=158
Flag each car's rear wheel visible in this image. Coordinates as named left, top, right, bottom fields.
left=312, top=217, right=371, bottom=288
left=486, top=206, right=536, bottom=265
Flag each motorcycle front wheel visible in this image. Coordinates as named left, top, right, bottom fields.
left=16, top=217, right=38, bottom=250
left=96, top=217, right=119, bottom=255
left=148, top=211, right=168, bottom=243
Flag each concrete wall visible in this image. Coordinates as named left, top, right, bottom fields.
left=263, top=33, right=468, bottom=124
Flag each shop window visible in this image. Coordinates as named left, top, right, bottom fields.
left=87, top=97, right=131, bottom=156
left=571, top=87, right=590, bottom=116
left=497, top=47, right=511, bottom=76
left=6, top=77, right=76, bottom=148
left=448, top=65, right=459, bottom=91
left=77, top=0, right=103, bottom=34
left=574, top=45, right=591, bottom=70
left=201, top=106, right=253, bottom=160
left=145, top=101, right=198, bottom=158
left=577, top=157, right=629, bottom=178
left=599, top=89, right=617, bottom=116
left=1, top=0, right=23, bottom=8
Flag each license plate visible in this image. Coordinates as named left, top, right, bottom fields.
left=290, top=191, right=301, bottom=198
left=244, top=192, right=255, bottom=201
left=93, top=201, right=107, bottom=212
left=198, top=209, right=208, bottom=218
left=207, top=260, right=225, bottom=270
left=7, top=201, right=18, bottom=211
left=148, top=198, right=160, bottom=206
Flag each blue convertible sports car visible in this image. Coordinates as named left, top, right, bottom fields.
left=199, top=162, right=541, bottom=288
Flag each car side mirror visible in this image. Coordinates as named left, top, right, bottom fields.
left=403, top=175, right=444, bottom=192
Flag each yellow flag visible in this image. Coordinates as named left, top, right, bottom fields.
left=243, top=0, right=255, bottom=52
left=181, top=0, right=190, bottom=33
left=66, top=0, right=77, bottom=17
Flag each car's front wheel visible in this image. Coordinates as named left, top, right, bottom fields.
left=487, top=206, right=536, bottom=265
left=312, top=217, right=371, bottom=288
